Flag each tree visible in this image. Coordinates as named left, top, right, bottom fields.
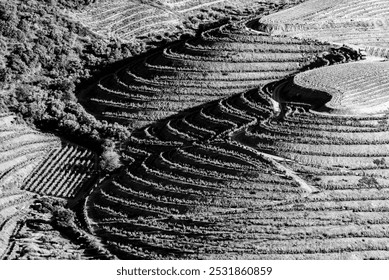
left=52, top=208, right=74, bottom=228
left=99, top=149, right=122, bottom=172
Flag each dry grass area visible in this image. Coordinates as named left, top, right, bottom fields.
left=259, top=0, right=389, bottom=58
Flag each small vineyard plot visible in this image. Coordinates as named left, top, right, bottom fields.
left=0, top=111, right=60, bottom=258
left=22, top=143, right=97, bottom=198
left=0, top=113, right=61, bottom=189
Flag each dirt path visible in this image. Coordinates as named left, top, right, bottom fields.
left=266, top=155, right=319, bottom=195
left=245, top=145, right=319, bottom=196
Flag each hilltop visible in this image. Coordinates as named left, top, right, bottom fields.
left=277, top=61, right=389, bottom=114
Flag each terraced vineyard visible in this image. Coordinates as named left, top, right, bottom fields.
left=0, top=111, right=58, bottom=258
left=0, top=108, right=99, bottom=258
left=282, top=61, right=389, bottom=114
left=71, top=0, right=180, bottom=40
left=0, top=189, right=35, bottom=259
left=81, top=51, right=389, bottom=259
left=4, top=0, right=389, bottom=262
left=71, top=0, right=294, bottom=40
left=255, top=61, right=389, bottom=171
left=21, top=143, right=97, bottom=198
left=82, top=20, right=338, bottom=128
left=162, top=0, right=250, bottom=12
left=259, top=0, right=389, bottom=58
left=0, top=112, right=61, bottom=189
left=85, top=87, right=308, bottom=259
left=0, top=108, right=97, bottom=200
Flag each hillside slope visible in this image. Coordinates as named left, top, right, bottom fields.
left=85, top=69, right=389, bottom=258
left=3, top=0, right=389, bottom=261
left=0, top=110, right=56, bottom=257
left=259, top=0, right=389, bottom=57
left=0, top=111, right=60, bottom=189
left=281, top=61, right=389, bottom=114
left=82, top=20, right=336, bottom=128
left=0, top=106, right=97, bottom=199
left=70, top=0, right=297, bottom=41
left=85, top=86, right=308, bottom=259
left=0, top=110, right=99, bottom=259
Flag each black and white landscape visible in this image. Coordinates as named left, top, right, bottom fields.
left=1, top=0, right=389, bottom=260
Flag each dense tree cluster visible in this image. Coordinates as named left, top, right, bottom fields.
left=0, top=0, right=140, bottom=151
left=5, top=84, right=130, bottom=149
left=0, top=0, right=148, bottom=86
left=56, top=0, right=98, bottom=10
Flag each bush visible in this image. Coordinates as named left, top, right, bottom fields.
left=99, top=149, right=122, bottom=172
left=357, top=176, right=379, bottom=187
left=52, top=208, right=75, bottom=228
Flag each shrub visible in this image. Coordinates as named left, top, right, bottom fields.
left=99, top=149, right=122, bottom=172
left=357, top=176, right=379, bottom=187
